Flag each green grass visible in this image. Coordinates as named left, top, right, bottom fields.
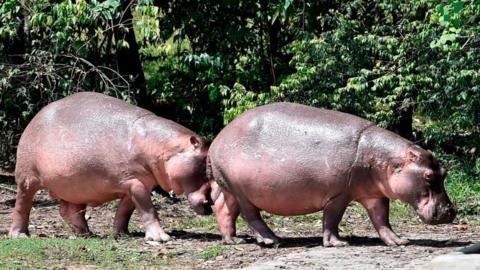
left=445, top=169, right=480, bottom=224
left=0, top=237, right=165, bottom=270
left=200, top=246, right=227, bottom=260
left=171, top=215, right=219, bottom=231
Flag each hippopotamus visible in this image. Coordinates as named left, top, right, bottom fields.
left=208, top=102, right=456, bottom=246
left=9, top=92, right=211, bottom=241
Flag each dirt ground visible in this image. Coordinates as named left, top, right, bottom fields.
left=0, top=175, right=478, bottom=269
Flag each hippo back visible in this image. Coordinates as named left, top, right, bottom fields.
left=211, top=102, right=375, bottom=176
left=16, top=92, right=191, bottom=182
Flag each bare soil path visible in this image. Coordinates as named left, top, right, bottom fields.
left=0, top=176, right=477, bottom=269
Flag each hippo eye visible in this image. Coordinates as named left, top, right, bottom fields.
left=420, top=190, right=429, bottom=197
left=391, top=160, right=403, bottom=173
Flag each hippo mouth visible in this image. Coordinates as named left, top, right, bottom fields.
left=416, top=203, right=456, bottom=225
left=191, top=200, right=213, bottom=216
left=187, top=186, right=213, bottom=216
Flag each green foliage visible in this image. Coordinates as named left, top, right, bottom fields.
left=430, top=0, right=479, bottom=50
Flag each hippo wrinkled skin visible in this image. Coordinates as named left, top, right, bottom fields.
left=10, top=92, right=211, bottom=241
left=208, top=102, right=456, bottom=246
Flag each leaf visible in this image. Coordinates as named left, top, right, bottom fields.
left=208, top=85, right=219, bottom=102
left=452, top=1, right=464, bottom=13
left=118, top=39, right=130, bottom=49
left=439, top=13, right=451, bottom=26
left=438, top=33, right=457, bottom=44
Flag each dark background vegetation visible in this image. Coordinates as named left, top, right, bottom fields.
left=0, top=0, right=479, bottom=210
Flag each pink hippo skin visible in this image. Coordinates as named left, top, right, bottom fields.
left=208, top=102, right=456, bottom=246
left=9, top=92, right=211, bottom=241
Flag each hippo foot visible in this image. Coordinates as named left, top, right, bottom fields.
left=384, top=237, right=409, bottom=246
left=114, top=229, right=130, bottom=237
left=145, top=230, right=171, bottom=242
left=8, top=230, right=29, bottom=238
left=72, top=227, right=91, bottom=236
left=222, top=236, right=246, bottom=245
left=254, top=234, right=279, bottom=246
left=323, top=238, right=349, bottom=247
left=378, top=228, right=410, bottom=246
left=75, top=231, right=95, bottom=238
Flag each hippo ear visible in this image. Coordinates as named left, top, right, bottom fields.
left=440, top=167, right=448, bottom=178
left=407, top=148, right=420, bottom=163
left=190, top=136, right=201, bottom=149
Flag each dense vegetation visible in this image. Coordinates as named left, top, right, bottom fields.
left=0, top=0, right=479, bottom=197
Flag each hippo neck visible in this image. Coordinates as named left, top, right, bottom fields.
left=352, top=126, right=413, bottom=199
left=130, top=115, right=191, bottom=191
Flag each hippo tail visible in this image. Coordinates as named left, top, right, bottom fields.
left=205, top=155, right=224, bottom=204
left=206, top=154, right=213, bottom=180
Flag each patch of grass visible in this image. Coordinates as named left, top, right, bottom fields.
left=389, top=201, right=418, bottom=224
left=288, top=213, right=321, bottom=223
left=445, top=169, right=480, bottom=224
left=262, top=212, right=320, bottom=224
left=172, top=215, right=219, bottom=230
left=261, top=213, right=322, bottom=233
left=0, top=237, right=165, bottom=270
left=200, top=245, right=227, bottom=260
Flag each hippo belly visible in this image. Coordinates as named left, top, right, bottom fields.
left=220, top=153, right=351, bottom=216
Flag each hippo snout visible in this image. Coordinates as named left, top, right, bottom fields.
left=193, top=203, right=213, bottom=216
left=189, top=198, right=212, bottom=215
left=419, top=203, right=457, bottom=225
left=187, top=185, right=213, bottom=216
left=433, top=204, right=456, bottom=224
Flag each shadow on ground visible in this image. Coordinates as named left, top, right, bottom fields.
left=1, top=198, right=58, bottom=208
left=123, top=231, right=473, bottom=249
left=276, top=235, right=471, bottom=249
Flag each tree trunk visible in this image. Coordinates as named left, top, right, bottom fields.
left=267, top=18, right=281, bottom=85
left=114, top=1, right=152, bottom=110
left=392, top=104, right=414, bottom=140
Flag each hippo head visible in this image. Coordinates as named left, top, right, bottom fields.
left=165, top=135, right=212, bottom=215
left=387, top=146, right=456, bottom=225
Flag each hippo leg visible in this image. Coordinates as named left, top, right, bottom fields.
left=359, top=197, right=409, bottom=246
left=213, top=189, right=243, bottom=244
left=113, top=196, right=135, bottom=234
left=9, top=177, right=41, bottom=238
left=323, top=194, right=350, bottom=247
left=129, top=180, right=170, bottom=242
left=59, top=200, right=90, bottom=235
left=238, top=199, right=278, bottom=246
